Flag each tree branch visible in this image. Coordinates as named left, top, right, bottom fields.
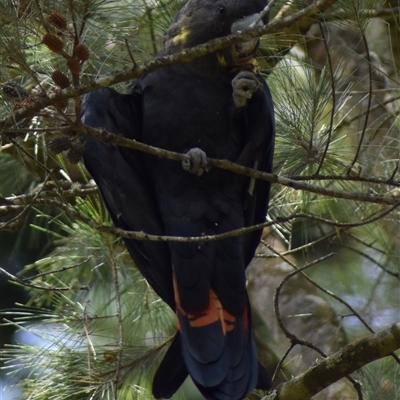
left=73, top=124, right=400, bottom=206
left=263, top=323, right=400, bottom=400
left=0, top=0, right=337, bottom=131
left=1, top=120, right=399, bottom=232
left=1, top=194, right=399, bottom=242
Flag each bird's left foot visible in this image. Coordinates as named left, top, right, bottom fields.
left=232, top=71, right=262, bottom=108
left=182, top=148, right=210, bottom=176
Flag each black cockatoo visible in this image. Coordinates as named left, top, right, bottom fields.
left=82, top=0, right=275, bottom=399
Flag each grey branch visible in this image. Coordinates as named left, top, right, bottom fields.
left=76, top=124, right=400, bottom=206
left=0, top=0, right=337, bottom=131
left=263, top=323, right=400, bottom=400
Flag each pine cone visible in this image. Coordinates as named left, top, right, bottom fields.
left=67, top=58, right=81, bottom=74
left=42, top=33, right=64, bottom=53
left=74, top=43, right=90, bottom=61
left=48, top=136, right=72, bottom=154
left=51, top=71, right=70, bottom=89
left=1, top=80, right=29, bottom=99
left=48, top=11, right=68, bottom=30
left=66, top=145, right=84, bottom=164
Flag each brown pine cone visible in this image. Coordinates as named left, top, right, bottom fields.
left=42, top=33, right=64, bottom=53
left=48, top=11, right=68, bottom=30
left=51, top=71, right=70, bottom=89
left=67, top=58, right=81, bottom=74
left=74, top=43, right=90, bottom=61
left=66, top=145, right=84, bottom=164
left=48, top=136, right=72, bottom=154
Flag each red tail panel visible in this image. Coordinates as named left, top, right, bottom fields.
left=172, top=272, right=258, bottom=400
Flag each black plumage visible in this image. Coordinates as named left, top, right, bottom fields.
left=82, top=1, right=275, bottom=399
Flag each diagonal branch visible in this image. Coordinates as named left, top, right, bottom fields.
left=0, top=0, right=337, bottom=131
left=262, top=323, right=400, bottom=400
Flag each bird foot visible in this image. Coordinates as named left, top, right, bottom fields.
left=182, top=148, right=211, bottom=176
left=232, top=71, right=262, bottom=108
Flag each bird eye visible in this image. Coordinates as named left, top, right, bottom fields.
left=218, top=6, right=226, bottom=14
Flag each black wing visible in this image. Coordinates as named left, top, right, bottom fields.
left=82, top=88, right=174, bottom=307
left=241, top=80, right=275, bottom=266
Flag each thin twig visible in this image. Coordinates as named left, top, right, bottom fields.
left=83, top=300, right=94, bottom=379
left=0, top=266, right=89, bottom=291
left=124, top=39, right=138, bottom=68
left=267, top=243, right=400, bottom=365
left=315, top=19, right=335, bottom=174
left=252, top=0, right=279, bottom=27
left=287, top=173, right=399, bottom=187
left=271, top=250, right=370, bottom=397
left=10, top=139, right=67, bottom=204
left=336, top=243, right=399, bottom=279
left=273, top=252, right=336, bottom=343
left=22, top=257, right=92, bottom=281
left=346, top=12, right=373, bottom=174
left=388, top=160, right=400, bottom=182
left=271, top=342, right=296, bottom=383
left=145, top=5, right=158, bottom=56
left=106, top=237, right=124, bottom=395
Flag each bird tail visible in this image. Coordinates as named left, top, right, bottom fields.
left=153, top=333, right=271, bottom=399
left=170, top=272, right=260, bottom=400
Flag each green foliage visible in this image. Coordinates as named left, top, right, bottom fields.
left=362, top=358, right=400, bottom=400
left=2, top=200, right=176, bottom=399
